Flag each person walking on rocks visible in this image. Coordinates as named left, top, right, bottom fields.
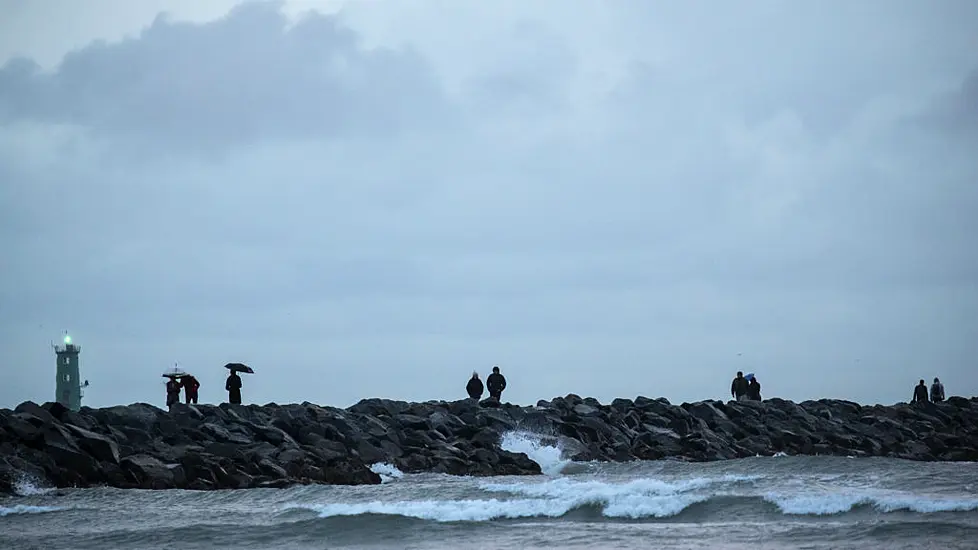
left=165, top=376, right=182, bottom=410
left=930, top=377, right=945, bottom=403
left=731, top=371, right=749, bottom=401
left=912, top=379, right=929, bottom=403
left=466, top=371, right=484, bottom=400
left=746, top=373, right=762, bottom=402
left=487, top=365, right=507, bottom=401
left=181, top=374, right=200, bottom=404
left=226, top=370, right=243, bottom=404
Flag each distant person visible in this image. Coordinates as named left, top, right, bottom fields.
left=165, top=377, right=181, bottom=409
left=731, top=371, right=749, bottom=401
left=912, top=379, right=928, bottom=403
left=181, top=375, right=200, bottom=404
left=487, top=366, right=507, bottom=401
left=226, top=371, right=243, bottom=404
left=747, top=374, right=762, bottom=401
left=930, top=377, right=945, bottom=403
left=466, top=372, right=484, bottom=400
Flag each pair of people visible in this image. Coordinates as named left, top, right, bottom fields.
left=912, top=377, right=945, bottom=403
left=466, top=366, right=507, bottom=401
left=731, top=371, right=762, bottom=402
left=165, top=374, right=201, bottom=409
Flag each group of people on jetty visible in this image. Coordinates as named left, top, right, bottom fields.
left=164, top=366, right=248, bottom=409
left=465, top=366, right=508, bottom=401
left=913, top=377, right=946, bottom=403
left=730, top=371, right=763, bottom=402
left=161, top=362, right=947, bottom=409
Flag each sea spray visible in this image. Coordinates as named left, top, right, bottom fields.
left=12, top=475, right=53, bottom=496
left=369, top=463, right=405, bottom=483
left=500, top=431, right=571, bottom=476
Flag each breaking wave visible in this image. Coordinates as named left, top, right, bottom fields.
left=0, top=504, right=62, bottom=517
left=767, top=492, right=978, bottom=515
left=12, top=476, right=54, bottom=497
left=369, top=463, right=404, bottom=483
left=279, top=474, right=978, bottom=523
left=499, top=430, right=570, bottom=476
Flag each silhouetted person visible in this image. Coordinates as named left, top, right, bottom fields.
left=930, top=377, right=945, bottom=403
left=165, top=377, right=181, bottom=410
left=466, top=371, right=484, bottom=400
left=487, top=366, right=506, bottom=401
left=181, top=375, right=200, bottom=404
left=226, top=371, right=242, bottom=404
left=912, top=379, right=928, bottom=403
left=731, top=371, right=749, bottom=401
left=747, top=376, right=762, bottom=401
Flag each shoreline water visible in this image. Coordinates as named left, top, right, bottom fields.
left=2, top=394, right=977, bottom=495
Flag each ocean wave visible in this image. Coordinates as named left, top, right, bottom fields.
left=12, top=476, right=54, bottom=497
left=499, top=431, right=570, bottom=476
left=479, top=474, right=759, bottom=500
left=278, top=473, right=978, bottom=523
left=767, top=492, right=978, bottom=515
left=0, top=504, right=62, bottom=517
left=369, top=462, right=404, bottom=483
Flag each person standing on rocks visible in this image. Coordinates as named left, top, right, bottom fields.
left=747, top=374, right=762, bottom=401
left=930, top=378, right=945, bottom=403
left=165, top=376, right=182, bottom=410
left=731, top=371, right=749, bottom=401
left=226, top=370, right=243, bottom=404
left=487, top=365, right=507, bottom=401
left=466, top=372, right=484, bottom=400
left=912, top=379, right=929, bottom=403
left=181, top=374, right=200, bottom=404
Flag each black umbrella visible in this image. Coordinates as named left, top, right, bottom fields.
left=224, top=362, right=254, bottom=374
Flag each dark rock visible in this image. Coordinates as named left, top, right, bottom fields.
left=66, top=424, right=120, bottom=464
left=4, top=394, right=977, bottom=494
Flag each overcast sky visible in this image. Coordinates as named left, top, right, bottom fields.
left=1, top=0, right=976, bottom=411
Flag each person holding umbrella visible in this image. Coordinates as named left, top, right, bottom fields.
left=224, top=363, right=253, bottom=404
left=162, top=366, right=186, bottom=410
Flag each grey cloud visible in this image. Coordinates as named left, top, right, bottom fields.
left=0, top=1, right=451, bottom=153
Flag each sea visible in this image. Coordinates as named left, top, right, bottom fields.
left=2, top=431, right=977, bottom=549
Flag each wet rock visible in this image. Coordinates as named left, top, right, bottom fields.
left=4, top=394, right=977, bottom=494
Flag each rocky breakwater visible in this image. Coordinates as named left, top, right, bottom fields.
left=0, top=397, right=542, bottom=493
left=3, top=394, right=977, bottom=494
left=526, top=394, right=978, bottom=463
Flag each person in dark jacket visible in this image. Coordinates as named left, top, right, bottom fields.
left=165, top=376, right=182, bottom=409
left=747, top=375, right=762, bottom=401
left=912, top=379, right=928, bottom=403
left=930, top=377, right=945, bottom=403
left=226, top=371, right=243, bottom=404
left=731, top=371, right=749, bottom=401
left=466, top=372, right=484, bottom=400
left=487, top=366, right=507, bottom=401
left=181, top=375, right=200, bottom=404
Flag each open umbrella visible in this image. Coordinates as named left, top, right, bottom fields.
left=745, top=372, right=755, bottom=381
left=224, top=362, right=254, bottom=374
left=162, top=367, right=189, bottom=378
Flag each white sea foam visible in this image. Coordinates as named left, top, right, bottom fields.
left=499, top=431, right=570, bottom=476
left=766, top=491, right=978, bottom=515
left=282, top=474, right=761, bottom=522
left=281, top=475, right=978, bottom=523
left=369, top=462, right=404, bottom=483
left=286, top=498, right=576, bottom=522
left=480, top=474, right=758, bottom=500
left=12, top=476, right=54, bottom=496
left=0, top=504, right=62, bottom=517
